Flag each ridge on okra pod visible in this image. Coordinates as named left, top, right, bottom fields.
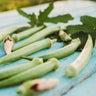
left=0, top=58, right=59, bottom=87
left=22, top=38, right=81, bottom=61
left=0, top=38, right=56, bottom=65
left=0, top=58, right=43, bottom=80
left=12, top=25, right=44, bottom=42
left=12, top=25, right=66, bottom=51
left=65, top=34, right=93, bottom=77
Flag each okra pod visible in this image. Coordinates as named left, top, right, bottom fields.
left=22, top=38, right=81, bottom=61
left=0, top=25, right=24, bottom=42
left=65, top=34, right=93, bottom=77
left=3, top=36, right=14, bottom=55
left=0, top=58, right=43, bottom=80
left=59, top=30, right=72, bottom=42
left=0, top=58, right=59, bottom=87
left=0, top=38, right=56, bottom=65
left=17, top=78, right=59, bottom=96
left=13, top=25, right=66, bottom=51
left=12, top=25, right=44, bottom=42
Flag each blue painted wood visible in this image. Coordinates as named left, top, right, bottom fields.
left=0, top=1, right=96, bottom=96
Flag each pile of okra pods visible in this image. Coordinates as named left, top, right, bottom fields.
left=0, top=24, right=93, bottom=95
left=0, top=3, right=96, bottom=96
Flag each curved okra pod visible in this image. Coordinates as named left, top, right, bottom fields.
left=59, top=30, right=72, bottom=42
left=12, top=25, right=66, bottom=51
left=22, top=38, right=81, bottom=61
left=0, top=25, right=24, bottom=42
left=17, top=78, right=59, bottom=96
left=0, top=58, right=43, bottom=80
left=0, top=38, right=56, bottom=65
left=12, top=25, right=44, bottom=42
left=0, top=58, right=59, bottom=87
left=65, top=34, right=93, bottom=77
left=3, top=36, right=14, bottom=55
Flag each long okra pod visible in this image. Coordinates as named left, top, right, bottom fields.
left=0, top=58, right=59, bottom=87
left=0, top=26, right=24, bottom=42
left=13, top=25, right=66, bottom=51
left=0, top=38, right=56, bottom=65
left=12, top=25, right=44, bottom=42
left=65, top=34, right=93, bottom=77
left=0, top=58, right=43, bottom=80
left=22, top=38, right=81, bottom=61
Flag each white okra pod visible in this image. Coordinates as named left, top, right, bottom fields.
left=65, top=34, right=93, bottom=77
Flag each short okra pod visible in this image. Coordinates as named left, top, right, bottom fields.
left=12, top=25, right=44, bottom=42
left=0, top=25, right=24, bottom=42
left=0, top=38, right=56, bottom=65
left=22, top=38, right=81, bottom=61
left=0, top=58, right=59, bottom=87
left=13, top=25, right=66, bottom=51
left=59, top=30, right=72, bottom=42
left=3, top=36, right=14, bottom=55
left=17, top=78, right=59, bottom=96
left=65, top=34, right=93, bottom=77
left=0, top=58, right=43, bottom=80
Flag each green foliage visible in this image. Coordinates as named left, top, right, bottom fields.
left=67, top=15, right=96, bottom=39
left=38, top=3, right=54, bottom=25
left=28, top=13, right=37, bottom=27
left=17, top=3, right=73, bottom=27
left=45, top=14, right=73, bottom=23
left=66, top=15, right=96, bottom=48
left=17, top=9, right=31, bottom=19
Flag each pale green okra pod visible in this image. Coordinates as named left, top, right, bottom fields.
left=0, top=58, right=43, bottom=80
left=12, top=25, right=44, bottom=42
left=0, top=58, right=59, bottom=87
left=65, top=34, right=93, bottom=77
left=22, top=38, right=81, bottom=61
left=0, top=38, right=56, bottom=65
left=13, top=25, right=66, bottom=51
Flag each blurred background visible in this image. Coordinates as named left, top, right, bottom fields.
left=0, top=0, right=96, bottom=12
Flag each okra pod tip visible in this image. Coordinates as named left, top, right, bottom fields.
left=48, top=58, right=59, bottom=70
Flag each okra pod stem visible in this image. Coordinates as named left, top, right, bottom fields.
left=17, top=78, right=59, bottom=96
left=0, top=26, right=24, bottom=42
left=12, top=25, right=44, bottom=42
left=0, top=38, right=56, bottom=65
left=0, top=58, right=59, bottom=87
left=13, top=25, right=66, bottom=51
left=0, top=58, right=43, bottom=80
left=65, top=34, right=93, bottom=77
left=22, top=38, right=81, bottom=61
